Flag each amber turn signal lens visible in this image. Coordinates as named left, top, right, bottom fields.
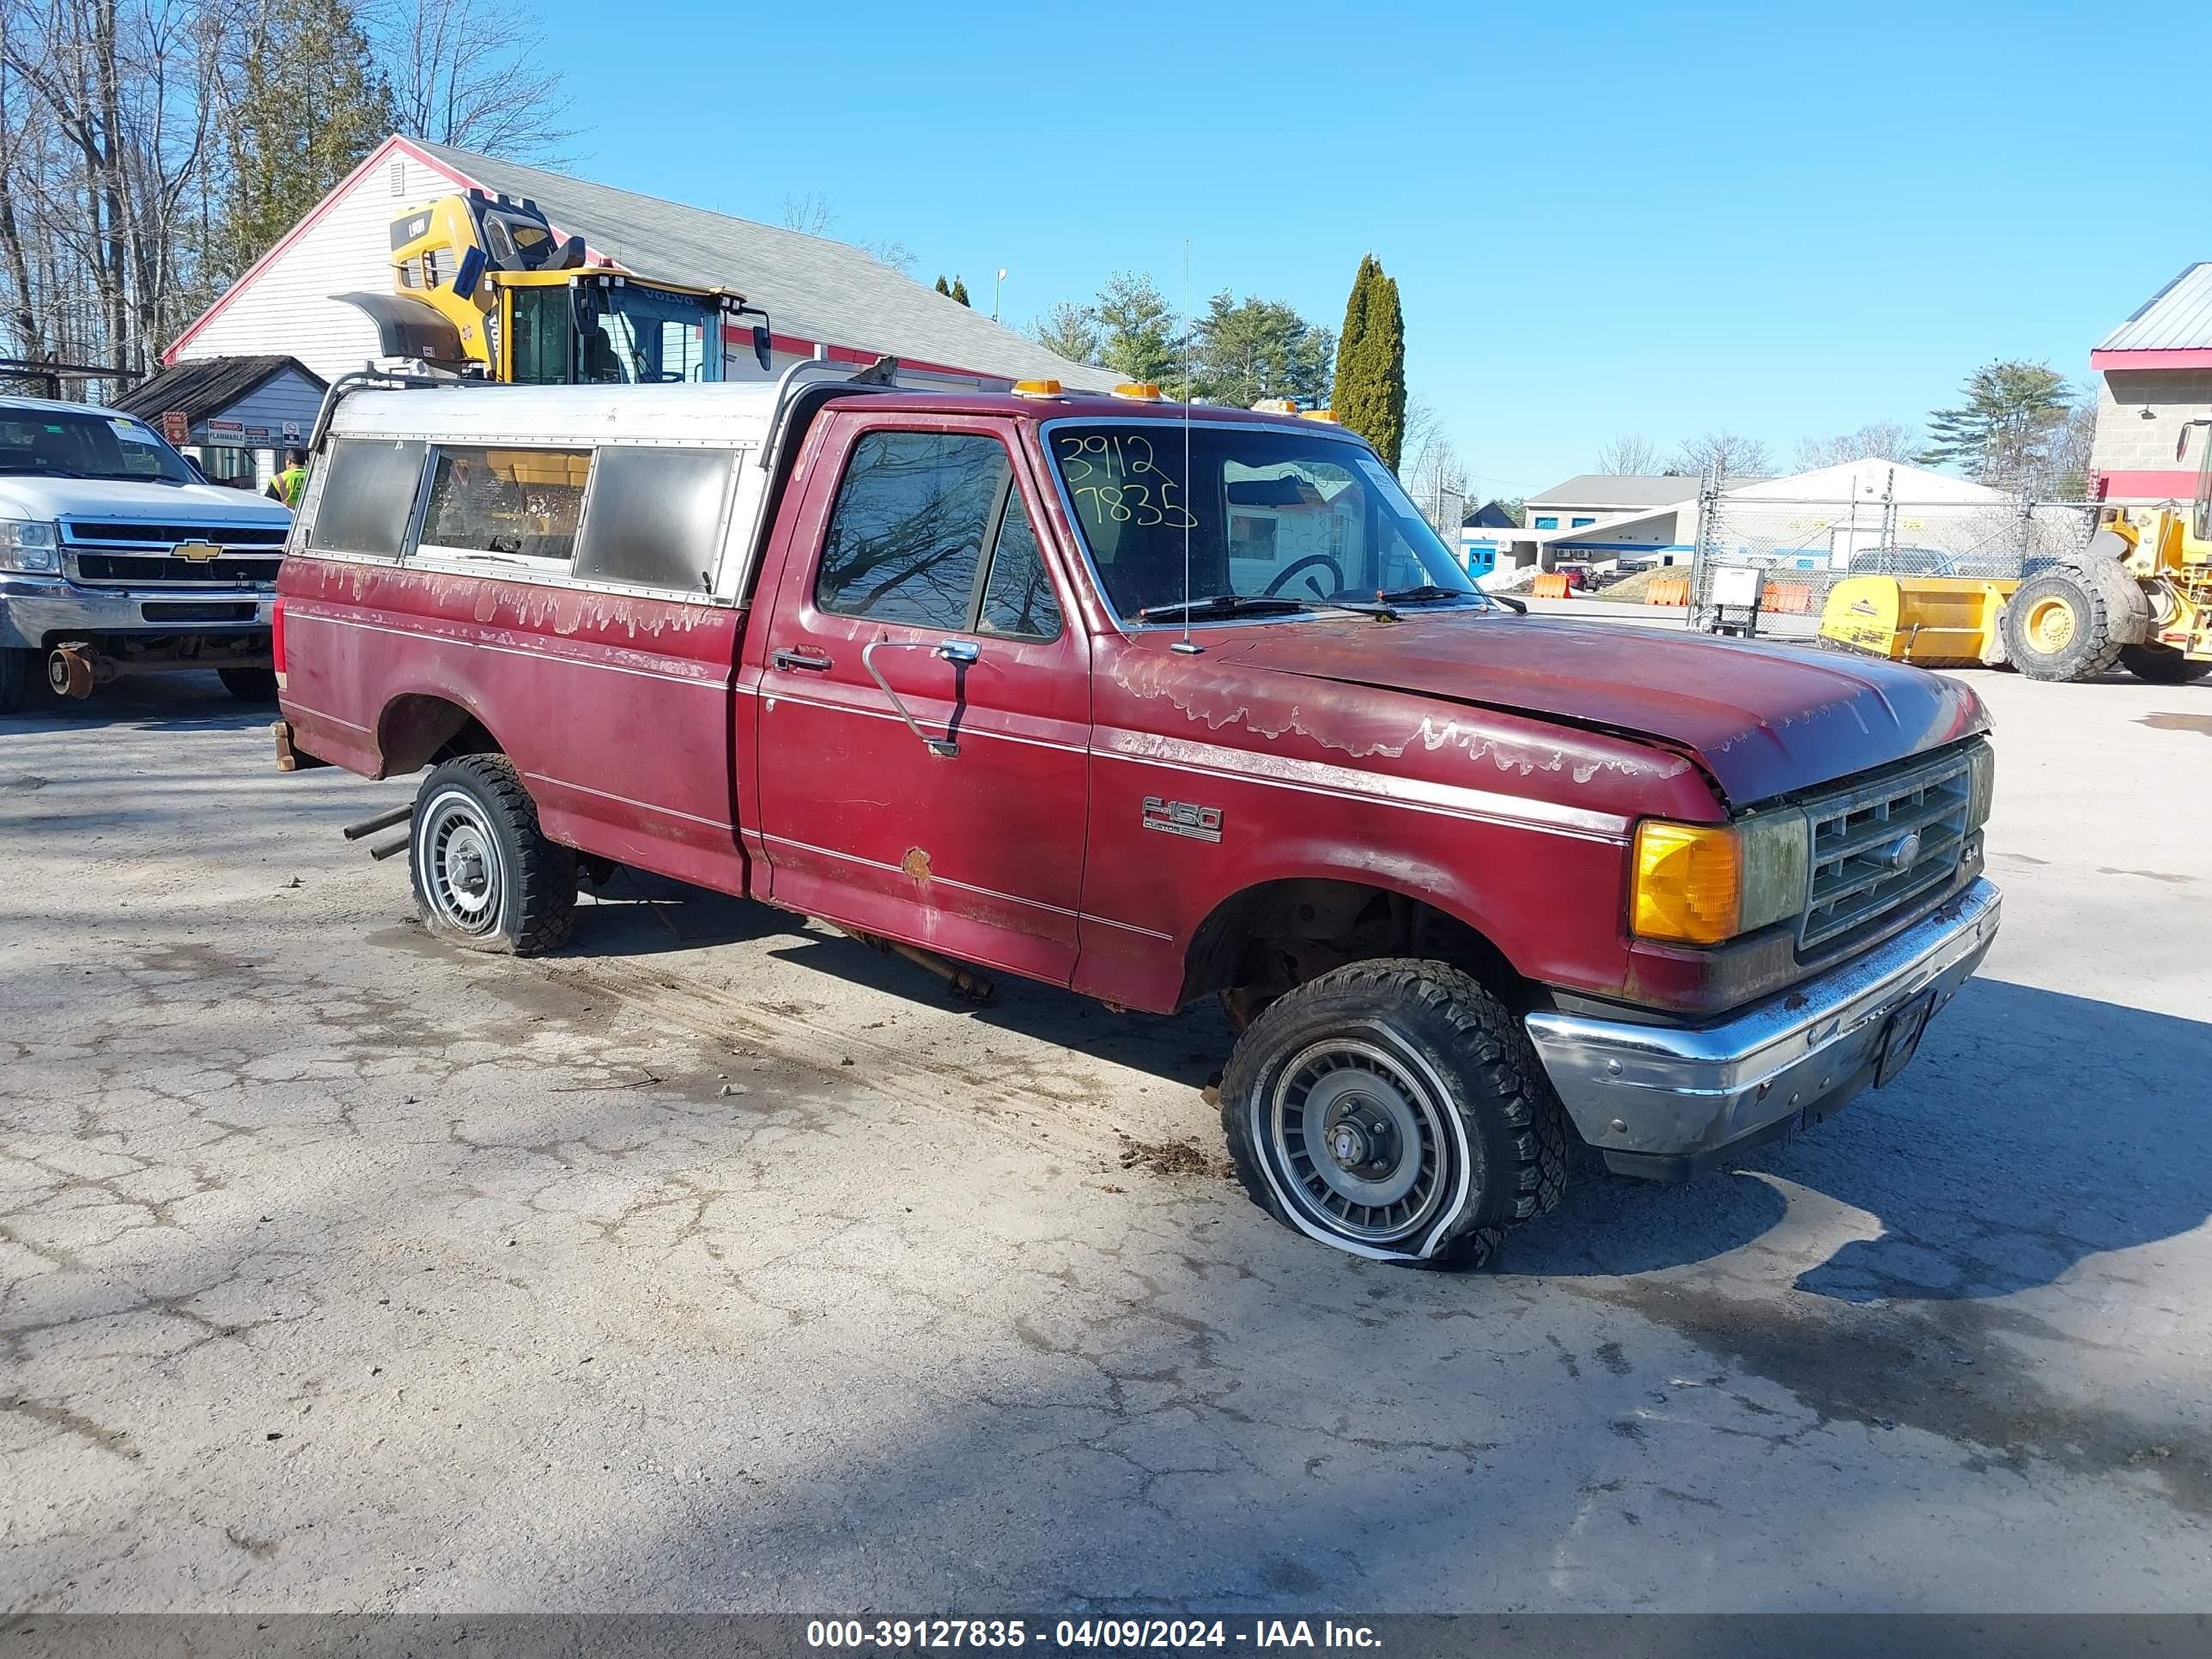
left=1632, top=821, right=1742, bottom=946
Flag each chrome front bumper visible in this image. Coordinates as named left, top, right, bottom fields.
left=1524, top=878, right=2002, bottom=1177
left=0, top=574, right=273, bottom=648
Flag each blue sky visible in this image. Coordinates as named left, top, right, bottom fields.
left=530, top=0, right=2206, bottom=495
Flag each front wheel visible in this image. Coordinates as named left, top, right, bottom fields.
left=409, top=754, right=576, bottom=954
left=1999, top=568, right=2122, bottom=682
left=0, top=647, right=29, bottom=715
left=1218, top=959, right=1568, bottom=1269
left=2120, top=643, right=2212, bottom=684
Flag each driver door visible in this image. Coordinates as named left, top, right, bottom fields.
left=750, top=412, right=1092, bottom=986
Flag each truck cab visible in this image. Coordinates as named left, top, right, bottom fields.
left=0, top=396, right=290, bottom=711
left=273, top=368, right=2001, bottom=1268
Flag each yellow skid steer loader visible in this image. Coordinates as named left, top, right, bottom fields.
left=1820, top=422, right=2212, bottom=684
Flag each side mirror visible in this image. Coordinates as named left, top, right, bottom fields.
left=752, top=324, right=772, bottom=373
left=453, top=244, right=486, bottom=298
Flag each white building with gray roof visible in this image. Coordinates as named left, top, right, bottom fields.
left=163, top=135, right=1116, bottom=392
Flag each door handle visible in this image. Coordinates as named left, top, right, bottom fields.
left=861, top=636, right=978, bottom=757
left=771, top=646, right=833, bottom=672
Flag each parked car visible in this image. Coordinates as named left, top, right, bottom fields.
left=0, top=395, right=290, bottom=713
left=272, top=369, right=2001, bottom=1268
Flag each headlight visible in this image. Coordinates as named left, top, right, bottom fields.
left=1631, top=809, right=1808, bottom=946
left=1965, top=741, right=1995, bottom=829
left=0, top=519, right=58, bottom=573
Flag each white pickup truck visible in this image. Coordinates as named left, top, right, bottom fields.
left=0, top=395, right=292, bottom=713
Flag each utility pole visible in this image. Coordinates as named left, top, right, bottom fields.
left=993, top=268, right=1007, bottom=323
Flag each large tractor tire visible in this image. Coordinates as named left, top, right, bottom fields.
left=1218, top=958, right=1568, bottom=1270
left=2120, top=643, right=2212, bottom=684
left=2000, top=566, right=2132, bottom=682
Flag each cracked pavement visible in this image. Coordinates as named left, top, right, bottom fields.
left=2, top=670, right=2209, bottom=1613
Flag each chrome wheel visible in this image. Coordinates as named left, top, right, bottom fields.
left=1265, top=1036, right=1450, bottom=1247
left=419, top=787, right=504, bottom=936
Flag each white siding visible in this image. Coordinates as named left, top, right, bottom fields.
left=173, top=152, right=454, bottom=380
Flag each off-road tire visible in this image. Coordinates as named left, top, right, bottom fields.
left=2120, top=642, right=2212, bottom=684
left=2000, top=566, right=2126, bottom=683
left=409, top=753, right=575, bottom=955
left=0, top=647, right=28, bottom=715
left=218, top=666, right=280, bottom=702
left=1218, top=958, right=1568, bottom=1270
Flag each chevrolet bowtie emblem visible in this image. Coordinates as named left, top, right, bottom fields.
left=172, top=540, right=222, bottom=563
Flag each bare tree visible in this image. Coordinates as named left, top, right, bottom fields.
left=776, top=189, right=913, bottom=273
left=1594, top=432, right=1658, bottom=474
left=1, top=0, right=224, bottom=376
left=1403, top=422, right=1470, bottom=538
left=371, top=0, right=575, bottom=161
left=1793, top=421, right=1922, bottom=471
left=778, top=191, right=836, bottom=236
left=1667, top=429, right=1772, bottom=483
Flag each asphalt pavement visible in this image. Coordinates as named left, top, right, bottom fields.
left=3, top=662, right=2208, bottom=1613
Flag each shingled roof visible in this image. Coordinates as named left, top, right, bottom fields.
left=407, top=140, right=1118, bottom=390
left=112, top=355, right=323, bottom=422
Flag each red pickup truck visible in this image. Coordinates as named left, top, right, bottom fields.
left=273, top=368, right=2000, bottom=1268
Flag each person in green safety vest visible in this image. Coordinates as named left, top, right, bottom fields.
left=266, top=448, right=308, bottom=508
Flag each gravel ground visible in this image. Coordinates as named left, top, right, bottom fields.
left=2, top=666, right=2208, bottom=1613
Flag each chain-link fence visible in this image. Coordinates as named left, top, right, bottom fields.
left=1686, top=478, right=2101, bottom=637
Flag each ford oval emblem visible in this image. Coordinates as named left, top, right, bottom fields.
left=1882, top=831, right=1923, bottom=873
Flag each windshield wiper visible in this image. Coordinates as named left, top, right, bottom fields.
left=1375, top=584, right=1481, bottom=605
left=1137, top=592, right=1313, bottom=623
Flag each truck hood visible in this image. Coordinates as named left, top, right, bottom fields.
left=1206, top=612, right=1988, bottom=805
left=0, top=474, right=292, bottom=526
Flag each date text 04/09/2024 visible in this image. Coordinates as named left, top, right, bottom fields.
left=804, top=1620, right=1382, bottom=1650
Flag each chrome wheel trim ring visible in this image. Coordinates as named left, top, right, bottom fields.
left=421, top=788, right=504, bottom=935
left=1264, top=1036, right=1451, bottom=1247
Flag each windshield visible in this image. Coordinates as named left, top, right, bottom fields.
left=580, top=286, right=714, bottom=384
left=1047, top=421, right=1484, bottom=622
left=0, top=407, right=195, bottom=483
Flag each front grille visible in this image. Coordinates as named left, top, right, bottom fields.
left=58, top=518, right=283, bottom=589
left=1800, top=749, right=1974, bottom=951
left=63, top=520, right=287, bottom=547
left=70, top=552, right=278, bottom=586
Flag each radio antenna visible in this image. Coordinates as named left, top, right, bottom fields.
left=1172, top=236, right=1201, bottom=656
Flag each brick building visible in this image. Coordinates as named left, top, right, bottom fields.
left=2089, top=264, right=2212, bottom=502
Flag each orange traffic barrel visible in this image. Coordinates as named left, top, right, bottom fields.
left=1532, top=572, right=1572, bottom=599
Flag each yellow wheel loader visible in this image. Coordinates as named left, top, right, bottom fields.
left=336, top=190, right=773, bottom=386
left=1820, top=422, right=2212, bottom=684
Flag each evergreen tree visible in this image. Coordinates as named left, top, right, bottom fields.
left=1923, top=361, right=2073, bottom=487
left=933, top=276, right=951, bottom=296
left=1031, top=302, right=1103, bottom=366
left=220, top=0, right=394, bottom=274
left=1188, top=291, right=1334, bottom=409
left=949, top=276, right=970, bottom=307
left=1330, top=254, right=1406, bottom=469
left=1093, top=271, right=1179, bottom=389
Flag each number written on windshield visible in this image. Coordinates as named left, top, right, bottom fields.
left=1055, top=433, right=1198, bottom=531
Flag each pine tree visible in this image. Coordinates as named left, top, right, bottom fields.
left=949, top=276, right=970, bottom=307
left=1923, top=362, right=2073, bottom=487
left=933, top=276, right=951, bottom=296
left=1331, top=255, right=1407, bottom=470
left=1093, top=271, right=1179, bottom=389
left=219, top=0, right=394, bottom=275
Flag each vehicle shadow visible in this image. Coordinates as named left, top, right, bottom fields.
left=565, top=874, right=2211, bottom=1303
left=0, top=673, right=272, bottom=733
left=1505, top=975, right=2212, bottom=1303
left=573, top=867, right=1234, bottom=1094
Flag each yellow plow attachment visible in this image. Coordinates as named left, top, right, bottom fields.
left=1818, top=574, right=2020, bottom=668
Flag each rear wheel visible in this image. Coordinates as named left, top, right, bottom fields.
left=2120, top=642, right=2212, bottom=684
left=1219, top=959, right=1567, bottom=1269
left=2000, top=567, right=2124, bottom=682
left=0, top=647, right=28, bottom=714
left=218, top=666, right=280, bottom=702
left=409, top=754, right=575, bottom=955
